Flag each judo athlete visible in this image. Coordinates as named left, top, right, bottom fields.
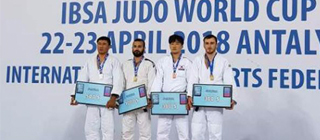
left=121, top=38, right=156, bottom=140
left=187, top=34, right=237, bottom=140
left=151, top=34, right=192, bottom=140
left=70, top=36, right=124, bottom=140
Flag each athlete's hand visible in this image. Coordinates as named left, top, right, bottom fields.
left=70, top=96, right=78, bottom=106
left=106, top=95, right=118, bottom=109
left=186, top=96, right=193, bottom=110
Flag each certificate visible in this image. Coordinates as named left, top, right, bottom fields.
left=118, top=85, right=148, bottom=115
left=74, top=81, right=113, bottom=106
left=192, top=84, right=232, bottom=108
left=151, top=92, right=188, bottom=115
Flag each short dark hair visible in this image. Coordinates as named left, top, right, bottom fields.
left=133, top=38, right=145, bottom=48
left=203, top=34, right=217, bottom=42
left=97, top=36, right=111, bottom=45
left=169, top=34, right=184, bottom=45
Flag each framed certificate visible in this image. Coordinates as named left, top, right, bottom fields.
left=151, top=92, right=188, bottom=115
left=74, top=81, right=113, bottom=106
left=192, top=84, right=232, bottom=108
left=118, top=84, right=148, bottom=115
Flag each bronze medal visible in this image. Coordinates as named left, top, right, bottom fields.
left=172, top=73, right=177, bottom=79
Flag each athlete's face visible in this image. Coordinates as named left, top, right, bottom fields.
left=204, top=38, right=217, bottom=54
left=97, top=40, right=110, bottom=55
left=170, top=40, right=183, bottom=54
left=132, top=41, right=144, bottom=57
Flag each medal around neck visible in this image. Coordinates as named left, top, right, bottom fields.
left=172, top=73, right=177, bottom=79
left=99, top=74, right=104, bottom=79
left=210, top=75, right=214, bottom=81
left=133, top=57, right=143, bottom=82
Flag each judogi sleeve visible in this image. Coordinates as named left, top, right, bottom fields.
left=122, top=62, right=127, bottom=90
left=151, top=59, right=164, bottom=92
left=187, top=58, right=200, bottom=97
left=111, top=59, right=124, bottom=96
left=147, top=63, right=156, bottom=97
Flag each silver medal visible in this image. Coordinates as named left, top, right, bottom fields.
left=99, top=74, right=104, bottom=79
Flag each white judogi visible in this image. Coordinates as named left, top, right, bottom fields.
left=187, top=54, right=236, bottom=140
left=151, top=54, right=192, bottom=140
left=76, top=55, right=124, bottom=140
left=121, top=57, right=156, bottom=140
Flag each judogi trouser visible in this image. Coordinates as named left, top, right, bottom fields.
left=85, top=106, right=115, bottom=140
left=191, top=108, right=223, bottom=140
left=157, top=115, right=189, bottom=140
left=122, top=109, right=151, bottom=140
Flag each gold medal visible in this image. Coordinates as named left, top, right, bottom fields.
left=210, top=75, right=214, bottom=81
left=133, top=57, right=143, bottom=82
left=172, top=73, right=177, bottom=79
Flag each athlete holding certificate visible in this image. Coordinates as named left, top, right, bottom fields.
left=187, top=34, right=237, bottom=140
left=151, top=34, right=192, bottom=140
left=121, top=38, right=156, bottom=140
left=70, top=36, right=124, bottom=140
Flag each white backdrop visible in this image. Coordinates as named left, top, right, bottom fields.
left=1, top=0, right=320, bottom=140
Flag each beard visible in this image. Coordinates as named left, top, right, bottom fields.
left=205, top=46, right=217, bottom=54
left=133, top=50, right=144, bottom=57
left=206, top=49, right=215, bottom=54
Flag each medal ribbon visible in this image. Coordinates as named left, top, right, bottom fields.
left=133, top=56, right=144, bottom=77
left=172, top=53, right=182, bottom=74
left=97, top=54, right=108, bottom=74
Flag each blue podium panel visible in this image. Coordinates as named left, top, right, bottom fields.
left=75, top=81, right=112, bottom=106
left=151, top=92, right=188, bottom=115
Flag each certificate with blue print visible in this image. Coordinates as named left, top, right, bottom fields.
left=118, top=84, right=148, bottom=115
left=151, top=92, right=188, bottom=115
left=192, top=84, right=232, bottom=108
left=74, top=81, right=113, bottom=106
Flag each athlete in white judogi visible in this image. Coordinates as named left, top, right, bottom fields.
left=122, top=39, right=156, bottom=140
left=70, top=36, right=124, bottom=140
left=152, top=34, right=192, bottom=140
left=187, top=34, right=237, bottom=140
